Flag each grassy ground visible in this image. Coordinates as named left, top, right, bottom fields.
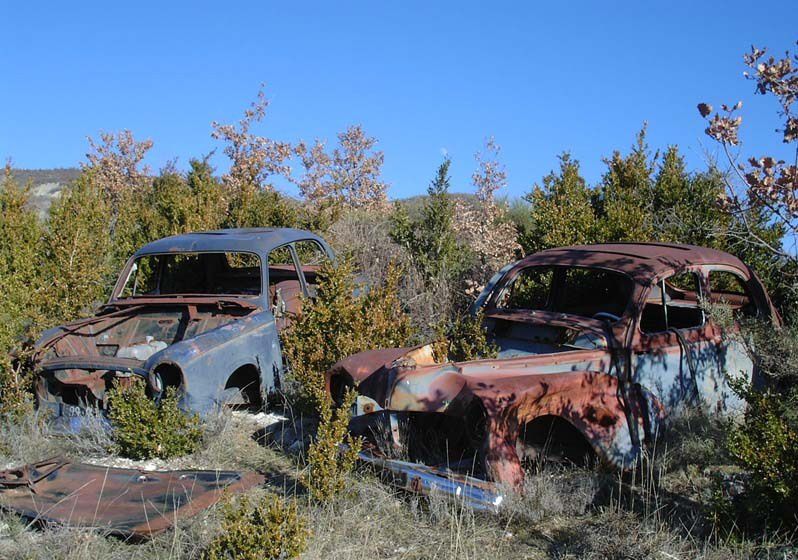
left=0, top=409, right=795, bottom=560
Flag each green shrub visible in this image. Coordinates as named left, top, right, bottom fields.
left=205, top=493, right=308, bottom=560
left=703, top=314, right=798, bottom=532
left=725, top=378, right=798, bottom=529
left=519, top=153, right=599, bottom=254
left=107, top=381, right=202, bottom=460
left=39, top=172, right=114, bottom=326
left=281, top=258, right=414, bottom=412
left=0, top=167, right=44, bottom=416
left=303, top=388, right=362, bottom=503
left=444, top=310, right=499, bottom=362
left=390, top=157, right=466, bottom=284
left=282, top=258, right=408, bottom=501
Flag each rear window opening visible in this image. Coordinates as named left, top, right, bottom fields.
left=707, top=270, right=758, bottom=318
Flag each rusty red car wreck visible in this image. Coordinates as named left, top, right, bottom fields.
left=327, top=243, right=779, bottom=490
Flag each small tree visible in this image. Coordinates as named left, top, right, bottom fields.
left=281, top=258, right=414, bottom=410
left=83, top=130, right=153, bottom=223
left=281, top=259, right=412, bottom=501
left=296, top=125, right=389, bottom=210
left=452, top=138, right=520, bottom=286
left=0, top=164, right=44, bottom=354
left=391, top=157, right=464, bottom=282
left=697, top=43, right=797, bottom=266
left=302, top=387, right=361, bottom=503
left=520, top=153, right=598, bottom=253
left=595, top=126, right=655, bottom=242
left=0, top=167, right=40, bottom=417
left=211, top=87, right=300, bottom=229
left=211, top=87, right=294, bottom=194
left=185, top=157, right=228, bottom=231
left=651, top=147, right=728, bottom=246
left=39, top=172, right=114, bottom=326
left=698, top=41, right=798, bottom=532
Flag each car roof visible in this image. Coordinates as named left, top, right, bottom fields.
left=133, top=228, right=328, bottom=257
left=516, top=242, right=750, bottom=283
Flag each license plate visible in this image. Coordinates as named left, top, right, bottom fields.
left=61, top=404, right=85, bottom=417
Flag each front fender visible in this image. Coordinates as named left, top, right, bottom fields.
left=470, top=371, right=640, bottom=470
left=148, top=310, right=281, bottom=413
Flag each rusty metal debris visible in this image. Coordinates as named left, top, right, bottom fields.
left=328, top=243, right=781, bottom=490
left=0, top=458, right=264, bottom=538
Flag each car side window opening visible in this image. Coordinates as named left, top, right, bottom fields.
left=267, top=245, right=304, bottom=329
left=120, top=252, right=262, bottom=297
left=293, top=240, right=328, bottom=295
left=708, top=270, right=757, bottom=318
left=497, top=266, right=632, bottom=321
left=499, top=267, right=554, bottom=310
left=640, top=271, right=704, bottom=333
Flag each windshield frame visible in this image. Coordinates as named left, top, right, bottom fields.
left=113, top=250, right=264, bottom=300
left=487, top=264, right=635, bottom=323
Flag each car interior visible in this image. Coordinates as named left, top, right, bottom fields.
left=639, top=272, right=705, bottom=333
left=267, top=240, right=328, bottom=330
left=123, top=252, right=262, bottom=297
left=486, top=266, right=629, bottom=357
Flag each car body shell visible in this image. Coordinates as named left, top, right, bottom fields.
left=34, top=228, right=334, bottom=425
left=327, top=243, right=780, bottom=488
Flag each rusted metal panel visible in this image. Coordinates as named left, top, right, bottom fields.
left=0, top=458, right=264, bottom=538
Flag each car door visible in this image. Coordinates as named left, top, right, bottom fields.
left=632, top=269, right=726, bottom=417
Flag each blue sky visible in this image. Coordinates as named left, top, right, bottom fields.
left=1, top=1, right=795, bottom=199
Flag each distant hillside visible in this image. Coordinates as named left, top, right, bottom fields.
left=9, top=168, right=81, bottom=218
left=6, top=169, right=504, bottom=221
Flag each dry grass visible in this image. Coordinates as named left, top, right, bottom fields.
left=1, top=408, right=796, bottom=560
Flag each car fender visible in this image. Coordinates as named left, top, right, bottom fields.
left=147, top=310, right=281, bottom=412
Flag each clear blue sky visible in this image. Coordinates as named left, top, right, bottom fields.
left=1, top=1, right=795, bottom=199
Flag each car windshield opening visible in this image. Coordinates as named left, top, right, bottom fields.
left=120, top=252, right=262, bottom=297
left=497, top=265, right=632, bottom=320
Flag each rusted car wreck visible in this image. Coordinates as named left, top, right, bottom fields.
left=328, top=243, right=779, bottom=489
left=33, top=228, right=333, bottom=426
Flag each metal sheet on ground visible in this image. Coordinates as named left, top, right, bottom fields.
left=0, top=457, right=264, bottom=538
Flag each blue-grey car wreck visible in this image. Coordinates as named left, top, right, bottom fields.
left=33, top=228, right=334, bottom=425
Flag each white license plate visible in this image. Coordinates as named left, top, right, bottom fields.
left=61, top=404, right=85, bottom=417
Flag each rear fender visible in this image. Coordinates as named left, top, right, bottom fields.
left=151, top=310, right=280, bottom=412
